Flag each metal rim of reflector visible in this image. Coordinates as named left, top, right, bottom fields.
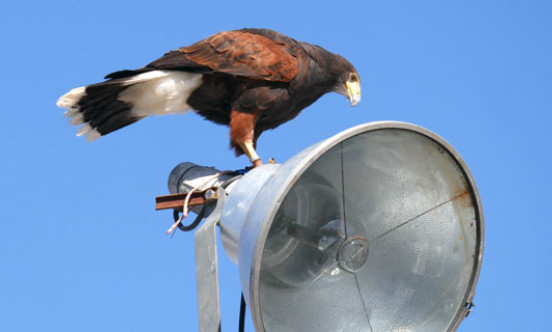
left=239, top=121, right=484, bottom=331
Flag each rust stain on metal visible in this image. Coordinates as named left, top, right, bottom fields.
left=455, top=190, right=474, bottom=209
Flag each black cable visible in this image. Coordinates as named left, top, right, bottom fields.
left=172, top=206, right=206, bottom=232
left=239, top=292, right=246, bottom=332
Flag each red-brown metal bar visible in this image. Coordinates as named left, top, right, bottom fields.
left=155, top=190, right=210, bottom=211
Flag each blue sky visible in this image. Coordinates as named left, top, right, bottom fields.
left=1, top=0, right=551, bottom=331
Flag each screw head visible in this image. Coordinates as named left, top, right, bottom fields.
left=338, top=236, right=370, bottom=273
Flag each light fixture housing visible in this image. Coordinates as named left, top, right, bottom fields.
left=169, top=121, right=484, bottom=332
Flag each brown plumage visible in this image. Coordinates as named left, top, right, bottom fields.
left=57, top=28, right=361, bottom=165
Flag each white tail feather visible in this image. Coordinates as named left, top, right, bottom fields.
left=57, top=86, right=85, bottom=108
left=76, top=123, right=94, bottom=137
left=85, top=129, right=102, bottom=141
left=69, top=112, right=84, bottom=126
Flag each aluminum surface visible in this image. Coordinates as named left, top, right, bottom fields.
left=194, top=188, right=227, bottom=332
left=220, top=164, right=279, bottom=264
left=237, top=121, right=484, bottom=332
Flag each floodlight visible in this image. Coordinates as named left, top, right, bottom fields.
left=162, top=121, right=484, bottom=332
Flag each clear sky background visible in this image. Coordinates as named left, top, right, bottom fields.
left=1, top=0, right=550, bottom=331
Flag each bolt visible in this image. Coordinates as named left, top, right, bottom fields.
left=204, top=189, right=216, bottom=200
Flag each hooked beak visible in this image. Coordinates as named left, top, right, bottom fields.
left=346, top=80, right=361, bottom=107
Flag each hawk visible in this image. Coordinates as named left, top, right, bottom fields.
left=57, top=28, right=361, bottom=166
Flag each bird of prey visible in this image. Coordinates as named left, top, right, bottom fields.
left=57, top=28, right=361, bottom=166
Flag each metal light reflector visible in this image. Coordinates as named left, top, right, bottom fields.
left=221, top=121, right=483, bottom=331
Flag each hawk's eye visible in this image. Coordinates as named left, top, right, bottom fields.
left=349, top=73, right=359, bottom=83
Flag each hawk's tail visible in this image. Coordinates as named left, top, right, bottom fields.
left=56, top=70, right=203, bottom=140
left=56, top=80, right=140, bottom=140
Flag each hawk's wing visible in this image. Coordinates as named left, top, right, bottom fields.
left=147, top=30, right=299, bottom=82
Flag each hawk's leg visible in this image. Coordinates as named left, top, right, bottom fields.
left=230, top=110, right=262, bottom=166
left=240, top=141, right=262, bottom=167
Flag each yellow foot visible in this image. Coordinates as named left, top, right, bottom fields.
left=239, top=140, right=263, bottom=167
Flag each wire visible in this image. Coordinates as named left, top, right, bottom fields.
left=171, top=206, right=206, bottom=232
left=239, top=292, right=246, bottom=332
left=166, top=170, right=234, bottom=235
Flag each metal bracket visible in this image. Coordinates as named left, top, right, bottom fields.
left=194, top=187, right=227, bottom=332
left=155, top=189, right=215, bottom=211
